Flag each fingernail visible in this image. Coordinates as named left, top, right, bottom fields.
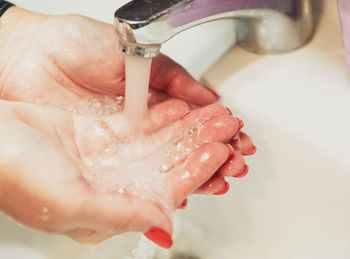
left=242, top=146, right=257, bottom=156
left=214, top=181, right=230, bottom=195
left=144, top=228, right=173, bottom=249
left=226, top=107, right=232, bottom=115
left=236, top=118, right=244, bottom=131
left=225, top=144, right=234, bottom=158
left=234, top=164, right=249, bottom=178
left=205, top=86, right=220, bottom=100
left=179, top=199, right=188, bottom=209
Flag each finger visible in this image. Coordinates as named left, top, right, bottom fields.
left=148, top=88, right=170, bottom=106
left=158, top=103, right=230, bottom=140
left=218, top=150, right=248, bottom=178
left=192, top=115, right=239, bottom=144
left=150, top=103, right=230, bottom=154
left=150, top=54, right=220, bottom=106
left=194, top=173, right=228, bottom=195
left=182, top=104, right=229, bottom=125
left=194, top=144, right=233, bottom=194
left=166, top=142, right=230, bottom=205
left=231, top=132, right=257, bottom=156
left=161, top=115, right=238, bottom=172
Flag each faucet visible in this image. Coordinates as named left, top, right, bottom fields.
left=114, top=0, right=314, bottom=58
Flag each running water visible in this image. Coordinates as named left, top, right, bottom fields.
left=123, top=55, right=177, bottom=259
left=124, top=54, right=160, bottom=259
left=124, top=55, right=153, bottom=122
left=79, top=54, right=187, bottom=259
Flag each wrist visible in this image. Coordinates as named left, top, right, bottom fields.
left=0, top=6, right=46, bottom=39
left=0, top=6, right=25, bottom=33
left=0, top=1, right=14, bottom=17
left=0, top=7, right=48, bottom=87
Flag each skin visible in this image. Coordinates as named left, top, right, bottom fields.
left=0, top=7, right=255, bottom=246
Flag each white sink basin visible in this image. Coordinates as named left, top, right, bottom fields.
left=1, top=1, right=350, bottom=259
left=176, top=1, right=350, bottom=258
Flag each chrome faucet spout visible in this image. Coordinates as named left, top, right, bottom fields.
left=114, top=0, right=314, bottom=58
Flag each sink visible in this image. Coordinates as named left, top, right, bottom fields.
left=175, top=1, right=350, bottom=258
left=1, top=0, right=350, bottom=259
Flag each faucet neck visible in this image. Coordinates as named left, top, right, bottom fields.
left=115, top=0, right=314, bottom=58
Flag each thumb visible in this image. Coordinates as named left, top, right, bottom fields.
left=150, top=54, right=220, bottom=106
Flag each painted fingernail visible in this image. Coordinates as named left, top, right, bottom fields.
left=242, top=146, right=257, bottom=156
left=214, top=181, right=230, bottom=195
left=226, top=107, right=233, bottom=115
left=179, top=199, right=188, bottom=209
left=236, top=118, right=244, bottom=131
left=144, top=228, right=173, bottom=249
left=205, top=86, right=220, bottom=100
left=225, top=143, right=234, bottom=158
left=234, top=164, right=249, bottom=178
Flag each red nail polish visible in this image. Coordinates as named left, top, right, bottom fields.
left=236, top=118, right=244, bottom=131
left=234, top=164, right=249, bottom=178
left=205, top=86, right=220, bottom=99
left=179, top=198, right=188, bottom=209
left=144, top=228, right=173, bottom=249
left=214, top=181, right=230, bottom=195
left=242, top=146, right=257, bottom=156
left=226, top=107, right=233, bottom=115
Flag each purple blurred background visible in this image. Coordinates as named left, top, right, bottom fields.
left=169, top=0, right=294, bottom=27
left=338, top=0, right=350, bottom=70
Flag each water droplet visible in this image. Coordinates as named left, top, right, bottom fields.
left=40, top=206, right=50, bottom=221
left=200, top=153, right=210, bottom=162
left=181, top=171, right=191, bottom=180
left=116, top=96, right=124, bottom=105
left=159, top=164, right=170, bottom=173
left=176, top=142, right=183, bottom=150
left=83, top=158, right=93, bottom=166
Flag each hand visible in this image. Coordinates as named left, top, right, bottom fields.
left=0, top=7, right=219, bottom=109
left=0, top=100, right=243, bottom=248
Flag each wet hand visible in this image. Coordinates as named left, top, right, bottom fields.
left=0, top=100, right=248, bottom=248
left=0, top=7, right=219, bottom=108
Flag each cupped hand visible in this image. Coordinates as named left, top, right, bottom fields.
left=0, top=7, right=219, bottom=108
left=0, top=100, right=243, bottom=248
